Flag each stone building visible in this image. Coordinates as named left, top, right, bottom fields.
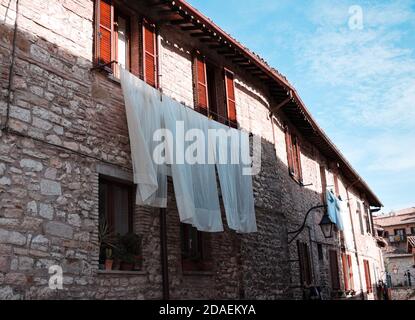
left=0, top=0, right=384, bottom=300
left=374, top=208, right=415, bottom=288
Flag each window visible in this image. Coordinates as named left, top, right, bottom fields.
left=224, top=69, right=237, bottom=128
left=411, top=227, right=415, bottom=235
left=394, top=228, right=406, bottom=242
left=285, top=127, right=302, bottom=183
left=320, top=165, right=327, bottom=204
left=193, top=53, right=209, bottom=115
left=363, top=259, right=372, bottom=293
left=356, top=201, right=365, bottom=236
left=341, top=253, right=354, bottom=291
left=317, top=243, right=324, bottom=261
left=192, top=54, right=236, bottom=126
left=141, top=19, right=158, bottom=87
left=329, top=250, right=341, bottom=290
left=94, top=0, right=158, bottom=85
left=95, top=0, right=131, bottom=76
left=363, top=204, right=372, bottom=234
left=181, top=224, right=213, bottom=272
left=298, top=241, right=312, bottom=286
left=99, top=177, right=142, bottom=271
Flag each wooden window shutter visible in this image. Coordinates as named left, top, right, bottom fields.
left=225, top=69, right=237, bottom=127
left=193, top=53, right=209, bottom=112
left=297, top=241, right=312, bottom=286
left=294, top=137, right=303, bottom=182
left=285, top=127, right=294, bottom=175
left=329, top=250, right=340, bottom=290
left=130, top=16, right=140, bottom=77
left=347, top=255, right=354, bottom=290
left=96, top=0, right=114, bottom=65
left=364, top=260, right=372, bottom=293
left=341, top=253, right=349, bottom=291
left=142, top=19, right=157, bottom=87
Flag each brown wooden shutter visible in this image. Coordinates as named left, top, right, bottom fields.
left=225, top=69, right=237, bottom=127
left=97, top=0, right=113, bottom=65
left=193, top=54, right=209, bottom=113
left=294, top=137, right=303, bottom=182
left=329, top=250, right=340, bottom=290
left=363, top=260, right=372, bottom=293
left=142, top=19, right=157, bottom=87
left=341, top=253, right=350, bottom=291
left=130, top=16, right=140, bottom=77
left=297, top=241, right=312, bottom=286
left=285, top=127, right=294, bottom=175
left=347, top=255, right=354, bottom=290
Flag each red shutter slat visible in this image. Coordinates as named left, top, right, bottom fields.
left=225, top=70, right=237, bottom=126
left=98, top=0, right=113, bottom=64
left=142, top=20, right=157, bottom=87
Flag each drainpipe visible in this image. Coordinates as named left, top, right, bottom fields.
left=1, top=0, right=20, bottom=132
left=345, top=178, right=365, bottom=300
left=159, top=208, right=169, bottom=300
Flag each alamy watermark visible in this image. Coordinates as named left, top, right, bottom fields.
left=348, top=5, right=364, bottom=30
left=48, top=265, right=63, bottom=290
left=152, top=121, right=262, bottom=176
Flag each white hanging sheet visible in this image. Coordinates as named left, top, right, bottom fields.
left=120, top=69, right=167, bottom=208
left=163, top=96, right=223, bottom=232
left=209, top=121, right=257, bottom=233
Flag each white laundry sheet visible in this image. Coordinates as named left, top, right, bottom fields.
left=209, top=120, right=257, bottom=233
left=339, top=199, right=355, bottom=251
left=120, top=69, right=257, bottom=233
left=120, top=69, right=167, bottom=208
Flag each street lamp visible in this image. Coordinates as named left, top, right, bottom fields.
left=288, top=205, right=335, bottom=244
left=319, top=213, right=334, bottom=239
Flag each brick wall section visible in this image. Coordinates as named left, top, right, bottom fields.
left=0, top=0, right=384, bottom=299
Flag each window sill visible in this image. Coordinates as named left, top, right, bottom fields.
left=97, top=270, right=146, bottom=276
left=182, top=270, right=215, bottom=277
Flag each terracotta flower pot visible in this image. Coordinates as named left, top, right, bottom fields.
left=105, top=259, right=114, bottom=271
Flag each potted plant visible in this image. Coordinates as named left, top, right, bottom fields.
left=98, top=216, right=117, bottom=270
left=118, top=233, right=142, bottom=271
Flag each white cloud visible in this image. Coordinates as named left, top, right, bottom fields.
left=296, top=1, right=415, bottom=129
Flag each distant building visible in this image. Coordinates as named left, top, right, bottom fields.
left=374, top=208, right=415, bottom=287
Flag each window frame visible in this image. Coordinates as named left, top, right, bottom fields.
left=285, top=126, right=303, bottom=183
left=329, top=250, right=341, bottom=291
left=113, top=8, right=131, bottom=78
left=99, top=176, right=134, bottom=236
left=297, top=241, right=313, bottom=286
left=180, top=223, right=213, bottom=273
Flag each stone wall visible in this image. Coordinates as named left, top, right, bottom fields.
left=0, top=0, right=384, bottom=300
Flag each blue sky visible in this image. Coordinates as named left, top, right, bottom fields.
left=188, top=0, right=415, bottom=213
